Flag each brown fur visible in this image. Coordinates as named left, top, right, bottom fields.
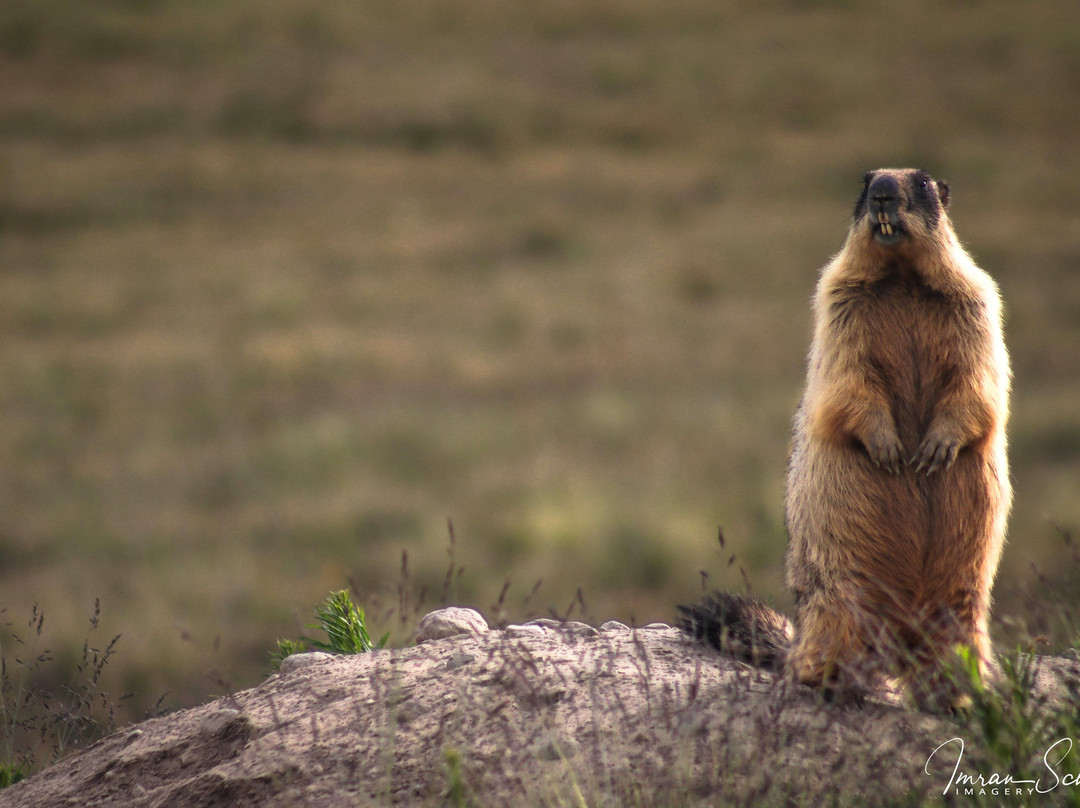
left=784, top=168, right=1011, bottom=707
left=677, top=591, right=793, bottom=669
left=679, top=169, right=1011, bottom=710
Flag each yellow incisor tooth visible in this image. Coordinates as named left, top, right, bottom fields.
left=884, top=223, right=893, bottom=236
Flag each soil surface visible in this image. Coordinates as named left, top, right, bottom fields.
left=3, top=609, right=1078, bottom=807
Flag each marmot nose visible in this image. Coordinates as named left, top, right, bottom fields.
left=868, top=175, right=900, bottom=202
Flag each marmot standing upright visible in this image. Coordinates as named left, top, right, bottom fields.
left=680, top=169, right=1011, bottom=709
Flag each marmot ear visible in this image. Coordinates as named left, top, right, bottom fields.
left=937, top=180, right=950, bottom=209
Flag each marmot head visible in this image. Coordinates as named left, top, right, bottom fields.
left=852, top=168, right=951, bottom=248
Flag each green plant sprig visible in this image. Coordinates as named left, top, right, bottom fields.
left=272, top=590, right=388, bottom=670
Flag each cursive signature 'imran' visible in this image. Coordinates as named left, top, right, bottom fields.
left=926, top=737, right=1080, bottom=796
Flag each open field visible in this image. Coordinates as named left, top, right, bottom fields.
left=2, top=0, right=1080, bottom=745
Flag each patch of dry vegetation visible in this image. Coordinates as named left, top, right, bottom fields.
left=5, top=606, right=1080, bottom=807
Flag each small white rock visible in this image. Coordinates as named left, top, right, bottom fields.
left=523, top=618, right=598, bottom=638
left=200, top=708, right=241, bottom=735
left=561, top=621, right=598, bottom=638
left=505, top=624, right=545, bottom=638
left=278, top=651, right=335, bottom=677
left=414, top=607, right=489, bottom=642
left=599, top=620, right=630, bottom=632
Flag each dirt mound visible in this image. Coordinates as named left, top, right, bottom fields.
left=4, top=609, right=1077, bottom=807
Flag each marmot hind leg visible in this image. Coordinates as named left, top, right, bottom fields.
left=897, top=596, right=994, bottom=713
left=786, top=585, right=880, bottom=700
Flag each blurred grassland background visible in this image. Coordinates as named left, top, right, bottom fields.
left=1, top=0, right=1080, bottom=728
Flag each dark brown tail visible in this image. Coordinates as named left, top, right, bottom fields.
left=677, top=591, right=794, bottom=670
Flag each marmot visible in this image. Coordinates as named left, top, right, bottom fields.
left=680, top=169, right=1011, bottom=709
